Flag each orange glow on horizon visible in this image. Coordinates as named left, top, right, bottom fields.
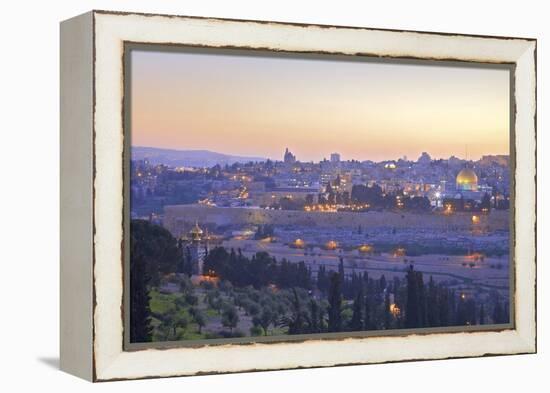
left=130, top=49, right=510, bottom=162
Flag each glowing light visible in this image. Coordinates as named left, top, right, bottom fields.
left=325, top=240, right=338, bottom=250
left=393, top=247, right=406, bottom=257
left=293, top=238, right=305, bottom=248
left=389, top=303, right=401, bottom=317
left=358, top=244, right=373, bottom=253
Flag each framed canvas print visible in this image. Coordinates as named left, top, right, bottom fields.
left=60, top=10, right=537, bottom=381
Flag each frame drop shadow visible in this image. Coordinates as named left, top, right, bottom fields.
left=37, top=357, right=59, bottom=370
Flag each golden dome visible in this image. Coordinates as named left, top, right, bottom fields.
left=456, top=168, right=478, bottom=191
left=189, top=221, right=203, bottom=237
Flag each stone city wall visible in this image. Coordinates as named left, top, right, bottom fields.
left=163, top=204, right=509, bottom=237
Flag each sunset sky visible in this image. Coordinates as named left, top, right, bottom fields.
left=130, top=48, right=510, bottom=162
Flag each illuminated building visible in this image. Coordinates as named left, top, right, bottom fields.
left=187, top=221, right=207, bottom=275
left=250, top=187, right=319, bottom=206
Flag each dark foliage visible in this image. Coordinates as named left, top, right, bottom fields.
left=328, top=273, right=343, bottom=332
left=203, top=247, right=312, bottom=290
left=130, top=220, right=182, bottom=342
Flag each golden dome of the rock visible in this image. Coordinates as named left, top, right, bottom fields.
left=456, top=168, right=478, bottom=191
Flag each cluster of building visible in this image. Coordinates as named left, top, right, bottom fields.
left=133, top=149, right=510, bottom=295
left=131, top=148, right=510, bottom=221
left=211, top=148, right=509, bottom=212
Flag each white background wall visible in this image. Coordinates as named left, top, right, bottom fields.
left=0, top=0, right=546, bottom=391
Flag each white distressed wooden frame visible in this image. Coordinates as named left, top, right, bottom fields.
left=60, top=10, right=536, bottom=382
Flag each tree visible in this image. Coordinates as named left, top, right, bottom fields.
left=129, top=238, right=153, bottom=343
left=279, top=196, right=306, bottom=211
left=405, top=265, right=419, bottom=328
left=416, top=271, right=427, bottom=328
left=307, top=299, right=323, bottom=333
left=281, top=289, right=306, bottom=335
left=328, top=273, right=343, bottom=332
left=250, top=325, right=263, bottom=336
left=383, top=291, right=391, bottom=329
left=439, top=288, right=450, bottom=327
left=192, top=308, right=206, bottom=334
left=222, top=305, right=239, bottom=334
left=254, top=307, right=274, bottom=336
left=184, top=293, right=199, bottom=306
left=426, top=276, right=440, bottom=327
left=479, top=304, right=486, bottom=325
left=338, top=258, right=345, bottom=289
left=179, top=275, right=193, bottom=295
left=159, top=309, right=189, bottom=341
left=248, top=302, right=261, bottom=317
left=364, top=297, right=372, bottom=330
left=351, top=183, right=383, bottom=206
left=203, top=247, right=310, bottom=290
left=130, top=220, right=182, bottom=286
left=317, top=265, right=328, bottom=294
left=480, top=192, right=492, bottom=211
left=456, top=296, right=467, bottom=326
left=342, top=191, right=350, bottom=206
left=207, top=291, right=224, bottom=315
left=466, top=299, right=477, bottom=325
left=177, top=314, right=190, bottom=338
left=503, top=301, right=510, bottom=324
left=349, top=286, right=364, bottom=331
left=493, top=301, right=504, bottom=324
left=129, top=219, right=183, bottom=343
left=379, top=275, right=387, bottom=291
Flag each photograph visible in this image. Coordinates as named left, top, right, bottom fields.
left=126, top=46, right=513, bottom=344
left=0, top=0, right=543, bottom=388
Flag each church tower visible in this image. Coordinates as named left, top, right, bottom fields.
left=284, top=147, right=296, bottom=164
left=187, top=221, right=207, bottom=275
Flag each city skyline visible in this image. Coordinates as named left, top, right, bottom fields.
left=130, top=48, right=510, bottom=162
left=132, top=144, right=508, bottom=165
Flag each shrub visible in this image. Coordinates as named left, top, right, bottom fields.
left=250, top=325, right=263, bottom=336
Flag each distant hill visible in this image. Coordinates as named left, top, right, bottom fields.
left=131, top=146, right=267, bottom=168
